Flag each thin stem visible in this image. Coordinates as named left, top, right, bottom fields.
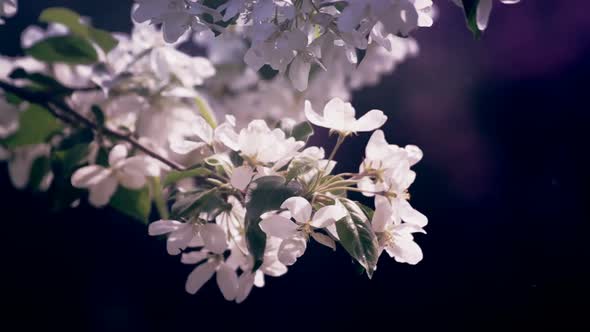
left=324, top=186, right=382, bottom=195
left=326, top=133, right=346, bottom=166
left=309, top=133, right=347, bottom=191
left=150, top=176, right=169, bottom=220
left=0, top=80, right=186, bottom=171
left=317, top=179, right=359, bottom=192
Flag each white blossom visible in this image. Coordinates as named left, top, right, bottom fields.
left=133, top=0, right=220, bottom=43
left=149, top=219, right=203, bottom=255
left=219, top=119, right=304, bottom=165
left=260, top=197, right=347, bottom=266
left=372, top=195, right=425, bottom=265
left=304, top=98, right=387, bottom=135
left=71, top=144, right=162, bottom=207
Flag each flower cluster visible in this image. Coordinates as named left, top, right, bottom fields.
left=0, top=1, right=518, bottom=303
left=134, top=0, right=433, bottom=94
left=144, top=97, right=426, bottom=302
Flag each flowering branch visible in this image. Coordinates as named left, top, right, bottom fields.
left=0, top=80, right=186, bottom=171
left=0, top=1, right=519, bottom=304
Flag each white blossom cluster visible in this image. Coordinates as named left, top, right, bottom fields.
left=147, top=98, right=426, bottom=302
left=0, top=1, right=520, bottom=303
left=0, top=17, right=427, bottom=302
left=134, top=0, right=433, bottom=94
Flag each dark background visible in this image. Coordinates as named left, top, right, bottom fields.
left=2, top=1, right=589, bottom=330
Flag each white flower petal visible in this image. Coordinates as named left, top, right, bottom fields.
left=372, top=195, right=394, bottom=232
left=117, top=170, right=147, bottom=190
left=281, top=196, right=312, bottom=224
left=216, top=262, right=239, bottom=301
left=277, top=236, right=307, bottom=266
left=169, top=138, right=208, bottom=155
left=325, top=223, right=340, bottom=240
left=289, top=55, right=311, bottom=92
left=88, top=175, right=118, bottom=207
left=230, top=166, right=254, bottom=191
left=200, top=223, right=228, bottom=254
left=185, top=261, right=217, bottom=295
left=71, top=165, right=109, bottom=188
left=310, top=204, right=347, bottom=229
left=259, top=215, right=299, bottom=239
left=254, top=271, right=265, bottom=287
left=386, top=239, right=423, bottom=265
left=236, top=272, right=255, bottom=303
left=108, top=144, right=128, bottom=166
left=405, top=145, right=423, bottom=166
left=181, top=251, right=209, bottom=265
left=354, top=109, right=388, bottom=132
left=476, top=0, right=493, bottom=31
left=167, top=224, right=195, bottom=255
left=304, top=100, right=330, bottom=128
left=365, top=130, right=390, bottom=160
left=148, top=219, right=183, bottom=236
left=398, top=199, right=428, bottom=227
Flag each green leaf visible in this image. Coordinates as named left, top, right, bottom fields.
left=355, top=201, right=375, bottom=221
left=26, top=35, right=99, bottom=65
left=171, top=188, right=227, bottom=220
left=57, top=128, right=94, bottom=150
left=110, top=186, right=152, bottom=223
left=1, top=104, right=62, bottom=148
left=150, top=176, right=169, bottom=220
left=336, top=198, right=379, bottom=278
left=291, top=121, right=314, bottom=143
left=461, top=0, right=483, bottom=38
left=245, top=176, right=303, bottom=270
left=39, top=7, right=118, bottom=53
left=9, top=68, right=71, bottom=94
left=163, top=167, right=211, bottom=187
left=229, top=151, right=243, bottom=167
left=90, top=105, right=105, bottom=127
left=52, top=143, right=90, bottom=173
left=195, top=96, right=217, bottom=129
left=88, top=27, right=119, bottom=53
left=285, top=157, right=316, bottom=182
left=49, top=144, right=90, bottom=211
left=28, top=156, right=52, bottom=190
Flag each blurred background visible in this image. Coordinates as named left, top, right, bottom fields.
left=2, top=1, right=589, bottom=330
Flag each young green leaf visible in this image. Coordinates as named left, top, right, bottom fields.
left=9, top=68, right=72, bottom=94
left=244, top=176, right=303, bottom=270
left=291, top=121, right=314, bottom=143
left=171, top=189, right=227, bottom=220
left=88, top=27, right=119, bottom=54
left=336, top=198, right=379, bottom=278
left=1, top=104, right=62, bottom=148
left=26, top=35, right=99, bottom=65
left=27, top=156, right=52, bottom=191
left=39, top=7, right=118, bottom=53
left=90, top=105, right=105, bottom=127
left=109, top=186, right=152, bottom=224
left=355, top=201, right=375, bottom=221
left=285, top=157, right=316, bottom=182
left=163, top=167, right=211, bottom=187
left=52, top=143, right=91, bottom=174
left=461, top=0, right=483, bottom=38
